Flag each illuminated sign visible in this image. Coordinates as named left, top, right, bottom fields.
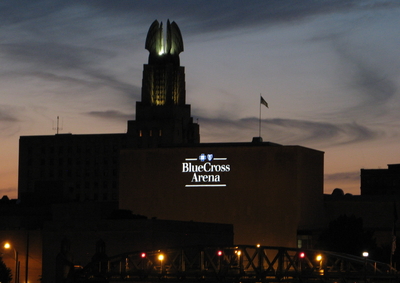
left=182, top=153, right=230, bottom=187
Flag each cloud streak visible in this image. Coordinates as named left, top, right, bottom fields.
left=325, top=171, right=360, bottom=182
left=86, top=110, right=134, bottom=122
left=332, top=40, right=398, bottom=117
left=0, top=42, right=141, bottom=100
left=199, top=117, right=382, bottom=147
left=0, top=105, right=23, bottom=137
left=0, top=42, right=110, bottom=70
left=83, top=0, right=400, bottom=35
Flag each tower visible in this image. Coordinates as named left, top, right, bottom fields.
left=127, top=20, right=199, bottom=147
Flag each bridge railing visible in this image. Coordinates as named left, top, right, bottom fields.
left=77, top=245, right=399, bottom=282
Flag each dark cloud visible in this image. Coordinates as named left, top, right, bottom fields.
left=0, top=1, right=67, bottom=26
left=0, top=42, right=141, bottom=100
left=0, top=105, right=22, bottom=137
left=81, top=0, right=400, bottom=35
left=0, top=42, right=113, bottom=71
left=307, top=26, right=399, bottom=121
left=86, top=110, right=134, bottom=121
left=324, top=171, right=361, bottom=195
left=1, top=11, right=142, bottom=100
left=325, top=171, right=360, bottom=182
left=198, top=116, right=381, bottom=147
left=82, top=70, right=141, bottom=101
left=334, top=42, right=397, bottom=110
left=4, top=1, right=398, bottom=40
left=267, top=118, right=379, bottom=146
left=0, top=105, right=20, bottom=122
left=0, top=187, right=17, bottom=197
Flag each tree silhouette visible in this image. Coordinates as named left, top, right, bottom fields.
left=317, top=215, right=377, bottom=257
left=0, top=257, right=12, bottom=283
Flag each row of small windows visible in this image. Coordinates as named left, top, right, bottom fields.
left=67, top=181, right=118, bottom=191
left=27, top=157, right=118, bottom=167
left=26, top=181, right=118, bottom=195
left=26, top=143, right=124, bottom=156
left=139, top=129, right=162, bottom=137
left=72, top=192, right=118, bottom=201
left=34, top=168, right=118, bottom=179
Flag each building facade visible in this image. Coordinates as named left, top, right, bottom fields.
left=119, top=143, right=325, bottom=247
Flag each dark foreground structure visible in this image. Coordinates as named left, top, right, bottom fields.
left=77, top=245, right=398, bottom=283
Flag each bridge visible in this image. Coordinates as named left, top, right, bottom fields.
left=76, top=245, right=399, bottom=282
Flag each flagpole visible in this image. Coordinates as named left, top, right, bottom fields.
left=259, top=94, right=262, bottom=138
left=391, top=202, right=398, bottom=268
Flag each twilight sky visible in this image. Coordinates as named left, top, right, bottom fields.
left=1, top=0, right=400, bottom=198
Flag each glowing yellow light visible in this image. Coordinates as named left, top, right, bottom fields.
left=158, top=254, right=164, bottom=261
left=4, top=243, right=11, bottom=249
left=316, top=255, right=322, bottom=261
left=157, top=43, right=165, bottom=56
left=236, top=250, right=241, bottom=256
left=256, top=244, right=261, bottom=248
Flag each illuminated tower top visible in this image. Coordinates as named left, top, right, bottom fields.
left=140, top=19, right=186, bottom=107
left=127, top=20, right=199, bottom=147
left=145, top=19, right=183, bottom=66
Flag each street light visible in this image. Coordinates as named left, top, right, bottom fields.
left=363, top=251, right=369, bottom=280
left=4, top=242, right=19, bottom=283
left=158, top=254, right=164, bottom=274
left=316, top=254, right=324, bottom=275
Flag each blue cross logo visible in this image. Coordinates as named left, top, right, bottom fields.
left=198, top=153, right=207, bottom=162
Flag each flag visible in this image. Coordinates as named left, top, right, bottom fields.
left=260, top=96, right=268, bottom=108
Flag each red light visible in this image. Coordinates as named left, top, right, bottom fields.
left=217, top=250, right=223, bottom=256
left=141, top=253, right=146, bottom=258
left=299, top=252, right=305, bottom=258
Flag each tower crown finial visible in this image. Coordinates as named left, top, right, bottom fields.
left=145, top=20, right=183, bottom=65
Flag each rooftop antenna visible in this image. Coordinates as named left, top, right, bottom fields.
left=53, top=116, right=63, bottom=134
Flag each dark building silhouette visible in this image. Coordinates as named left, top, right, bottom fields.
left=18, top=133, right=129, bottom=203
left=324, top=163, right=400, bottom=264
left=361, top=164, right=400, bottom=195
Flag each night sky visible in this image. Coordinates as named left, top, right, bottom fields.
left=1, top=0, right=400, bottom=198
